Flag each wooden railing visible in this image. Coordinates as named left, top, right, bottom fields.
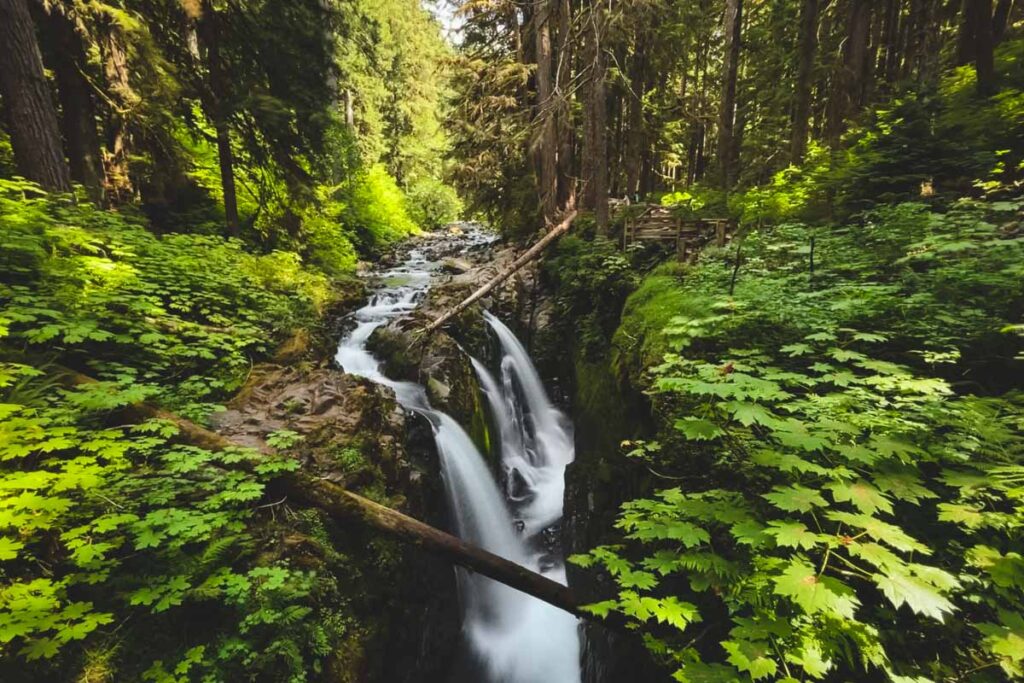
left=621, top=205, right=733, bottom=261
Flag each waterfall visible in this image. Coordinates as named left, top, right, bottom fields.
left=335, top=234, right=580, bottom=683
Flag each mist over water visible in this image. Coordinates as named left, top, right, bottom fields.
left=335, top=233, right=580, bottom=683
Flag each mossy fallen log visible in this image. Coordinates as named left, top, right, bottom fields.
left=423, top=208, right=577, bottom=336
left=59, top=367, right=616, bottom=627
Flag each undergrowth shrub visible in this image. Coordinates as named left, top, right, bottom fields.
left=574, top=193, right=1024, bottom=682
left=0, top=180, right=351, bottom=679
left=344, top=164, right=420, bottom=250
left=406, top=177, right=462, bottom=230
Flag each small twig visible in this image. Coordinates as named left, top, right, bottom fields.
left=255, top=495, right=288, bottom=509
left=728, top=238, right=743, bottom=296
left=809, top=235, right=816, bottom=285
left=98, top=493, right=125, bottom=510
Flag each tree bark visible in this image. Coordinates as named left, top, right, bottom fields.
left=35, top=4, right=105, bottom=202
left=623, top=37, right=646, bottom=198
left=879, top=0, right=901, bottom=84
left=791, top=0, right=820, bottom=163
left=533, top=0, right=559, bottom=222
left=424, top=209, right=577, bottom=336
left=198, top=0, right=240, bottom=237
left=993, top=0, right=1013, bottom=42
left=554, top=0, right=575, bottom=210
left=970, top=0, right=996, bottom=95
left=0, top=0, right=72, bottom=191
left=582, top=1, right=609, bottom=232
left=826, top=0, right=872, bottom=145
left=719, top=0, right=743, bottom=189
left=100, top=21, right=134, bottom=202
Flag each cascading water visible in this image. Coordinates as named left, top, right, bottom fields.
left=334, top=230, right=581, bottom=683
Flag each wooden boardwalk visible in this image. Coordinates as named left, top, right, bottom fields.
left=621, top=205, right=732, bottom=261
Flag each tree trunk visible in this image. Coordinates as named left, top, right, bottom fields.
left=533, top=0, right=559, bottom=222
left=718, top=0, right=743, bottom=189
left=791, top=0, right=820, bottom=163
left=198, top=0, right=240, bottom=237
left=554, top=0, right=575, bottom=210
left=624, top=40, right=646, bottom=198
left=971, top=0, right=996, bottom=95
left=0, top=0, right=72, bottom=192
left=993, top=0, right=1013, bottom=42
left=582, top=1, right=609, bottom=232
left=35, top=5, right=105, bottom=202
left=100, top=21, right=133, bottom=202
left=826, top=0, right=872, bottom=145
left=879, top=0, right=901, bottom=84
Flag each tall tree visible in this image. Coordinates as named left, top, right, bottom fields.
left=719, top=0, right=743, bottom=188
left=554, top=0, right=575, bottom=210
left=826, top=0, right=872, bottom=144
left=196, top=0, right=240, bottom=237
left=581, top=0, right=608, bottom=232
left=993, top=0, right=1013, bottom=42
left=533, top=0, right=559, bottom=221
left=0, top=0, right=72, bottom=191
left=99, top=18, right=134, bottom=202
left=971, top=0, right=997, bottom=95
left=35, top=4, right=105, bottom=201
left=791, top=0, right=820, bottom=163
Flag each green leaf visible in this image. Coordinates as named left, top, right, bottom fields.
left=763, top=485, right=828, bottom=513
left=723, top=639, right=777, bottom=680
left=0, top=536, right=24, bottom=561
left=787, top=641, right=832, bottom=679
left=826, top=511, right=929, bottom=554
left=874, top=566, right=956, bottom=621
left=725, top=401, right=778, bottom=427
left=978, top=611, right=1024, bottom=676
left=872, top=471, right=937, bottom=504
left=765, top=521, right=822, bottom=550
left=618, top=569, right=658, bottom=590
left=673, top=418, right=725, bottom=441
left=19, top=636, right=60, bottom=660
left=826, top=480, right=893, bottom=515
left=649, top=596, right=698, bottom=630
left=580, top=600, right=619, bottom=618
left=674, top=661, right=742, bottom=683
left=937, top=503, right=986, bottom=529
left=780, top=343, right=813, bottom=356
left=773, top=560, right=860, bottom=619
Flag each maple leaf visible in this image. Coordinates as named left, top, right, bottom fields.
left=723, top=639, right=777, bottom=680
left=725, top=401, right=779, bottom=427
left=873, top=566, right=956, bottom=621
left=763, top=485, right=828, bottom=513
left=0, top=536, right=25, bottom=561
left=674, top=418, right=725, bottom=441
left=826, top=480, right=894, bottom=515
left=766, top=521, right=822, bottom=550
left=773, top=560, right=860, bottom=619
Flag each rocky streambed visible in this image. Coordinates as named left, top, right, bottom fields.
left=209, top=223, right=656, bottom=682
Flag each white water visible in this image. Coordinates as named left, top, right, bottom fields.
left=334, top=231, right=580, bottom=683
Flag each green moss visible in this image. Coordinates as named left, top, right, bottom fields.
left=613, top=262, right=712, bottom=374
left=572, top=353, right=634, bottom=467
left=468, top=386, right=492, bottom=462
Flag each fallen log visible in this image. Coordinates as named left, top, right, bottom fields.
left=58, top=368, right=610, bottom=626
left=423, top=208, right=577, bottom=336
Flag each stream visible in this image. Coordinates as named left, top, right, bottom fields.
left=335, top=227, right=582, bottom=683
